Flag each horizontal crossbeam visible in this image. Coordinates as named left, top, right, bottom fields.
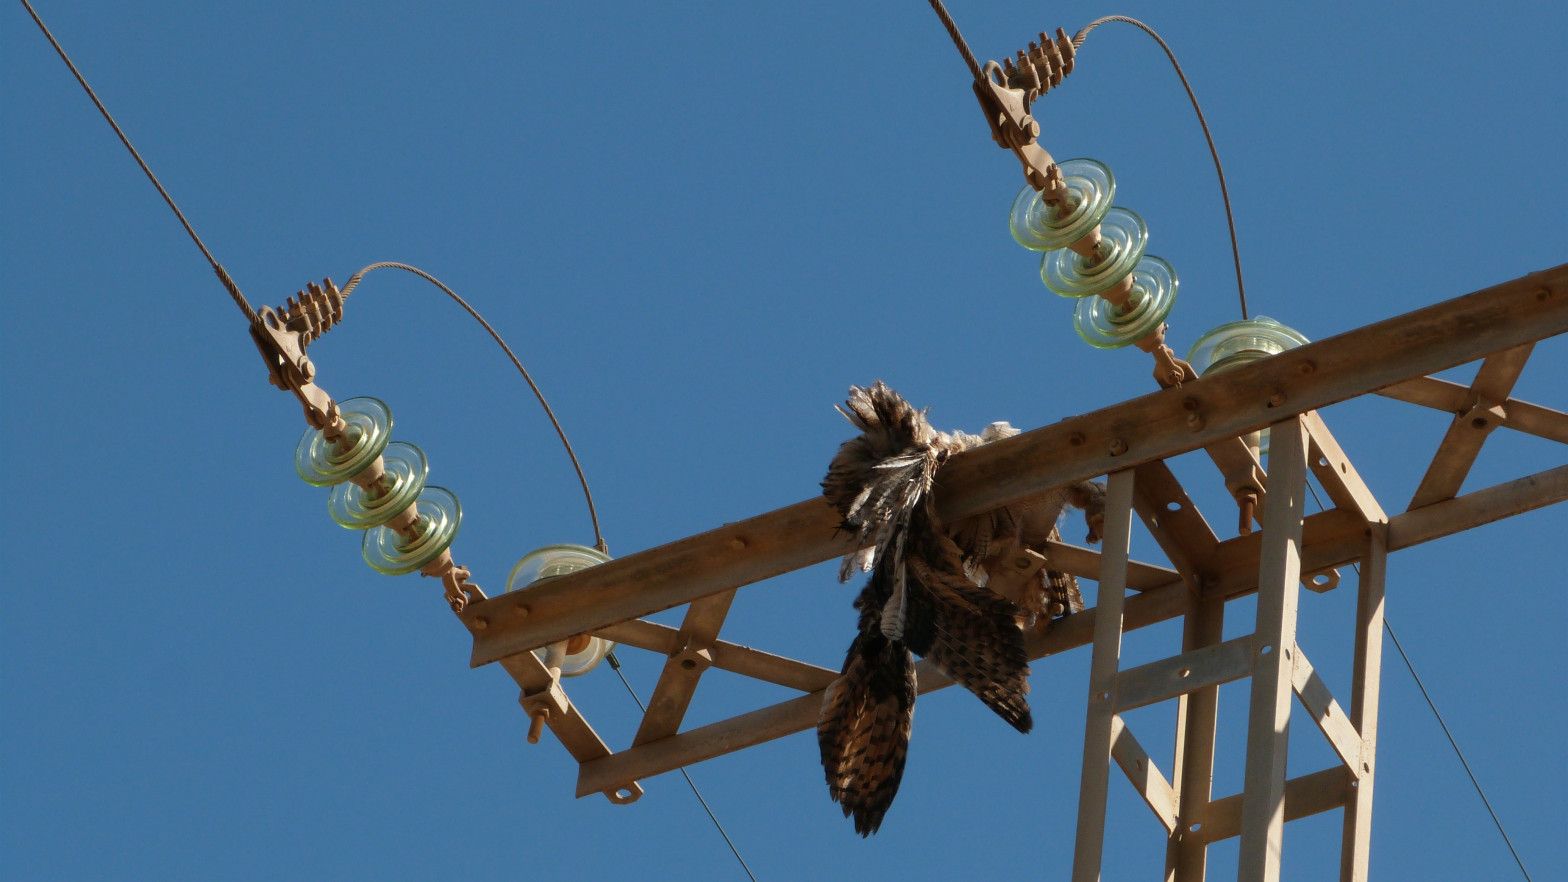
left=572, top=463, right=1567, bottom=796
left=465, top=265, right=1567, bottom=663
left=1377, top=376, right=1568, bottom=445
left=1197, top=767, right=1351, bottom=844
left=1114, top=634, right=1255, bottom=712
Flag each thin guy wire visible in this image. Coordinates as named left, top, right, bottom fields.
left=1303, top=479, right=1532, bottom=880
left=1073, top=16, right=1250, bottom=320
left=605, top=652, right=760, bottom=882
left=20, top=0, right=258, bottom=324
left=340, top=262, right=607, bottom=553
left=927, top=0, right=984, bottom=82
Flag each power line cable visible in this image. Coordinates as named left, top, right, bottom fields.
left=20, top=0, right=258, bottom=324
left=1073, top=16, right=1249, bottom=320
left=1302, top=479, right=1532, bottom=880
left=21, top=2, right=607, bottom=551
left=339, top=263, right=606, bottom=553
left=606, top=652, right=761, bottom=882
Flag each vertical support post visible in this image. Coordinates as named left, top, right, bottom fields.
left=1166, top=594, right=1225, bottom=881
left=1340, top=523, right=1387, bottom=880
left=1072, top=468, right=1136, bottom=882
left=1238, top=416, right=1308, bottom=882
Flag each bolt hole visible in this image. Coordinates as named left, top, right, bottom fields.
left=1312, top=573, right=1332, bottom=586
left=617, top=788, right=635, bottom=799
left=1259, top=644, right=1273, bottom=656
left=1190, top=822, right=1203, bottom=833
left=1316, top=456, right=1329, bottom=468
left=680, top=658, right=697, bottom=670
left=1098, top=691, right=1110, bottom=701
left=1165, top=500, right=1182, bottom=512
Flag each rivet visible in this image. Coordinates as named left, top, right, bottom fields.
left=471, top=616, right=490, bottom=631
left=1181, top=397, right=1201, bottom=412
left=514, top=604, right=530, bottom=619
left=729, top=537, right=748, bottom=550
left=1108, top=438, right=1128, bottom=456
left=1298, top=360, right=1316, bottom=375
left=1186, top=412, right=1204, bottom=430
left=1267, top=392, right=1286, bottom=408
left=1069, top=432, right=1086, bottom=446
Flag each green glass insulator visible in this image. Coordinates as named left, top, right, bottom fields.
left=506, top=544, right=615, bottom=677
left=327, top=441, right=429, bottom=529
left=1042, top=206, right=1148, bottom=298
left=1073, top=255, right=1179, bottom=349
left=295, top=396, right=393, bottom=487
left=1009, top=158, right=1116, bottom=252
left=1187, top=316, right=1311, bottom=455
left=361, top=485, right=461, bottom=576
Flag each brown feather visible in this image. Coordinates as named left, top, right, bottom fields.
left=817, top=382, right=1106, bottom=835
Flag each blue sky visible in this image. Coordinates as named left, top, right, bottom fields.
left=3, top=2, right=1564, bottom=879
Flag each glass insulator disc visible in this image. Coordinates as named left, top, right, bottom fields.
left=507, top=544, right=616, bottom=677
left=295, top=396, right=393, bottom=487
left=1042, top=206, right=1148, bottom=298
left=1073, top=255, right=1179, bottom=349
left=1009, top=158, right=1116, bottom=252
left=361, top=485, right=461, bottom=576
left=1186, top=315, right=1311, bottom=376
left=327, top=441, right=429, bottom=530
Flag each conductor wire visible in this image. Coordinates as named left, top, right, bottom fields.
left=20, top=0, right=259, bottom=324
left=927, top=0, right=984, bottom=83
left=340, top=262, right=607, bottom=554
left=1073, top=16, right=1250, bottom=320
left=1303, top=480, right=1532, bottom=880
left=607, top=651, right=760, bottom=882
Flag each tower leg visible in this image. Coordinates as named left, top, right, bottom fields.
left=1166, top=594, right=1224, bottom=881
left=1071, top=468, right=1136, bottom=882
left=1340, top=524, right=1387, bottom=880
left=1238, top=416, right=1308, bottom=882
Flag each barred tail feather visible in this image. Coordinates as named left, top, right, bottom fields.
left=817, top=631, right=916, bottom=836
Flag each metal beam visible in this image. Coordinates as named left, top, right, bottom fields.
left=1389, top=463, right=1568, bottom=549
left=1238, top=417, right=1309, bottom=882
left=1377, top=376, right=1568, bottom=445
left=631, top=591, right=735, bottom=745
left=1166, top=595, right=1224, bottom=881
left=596, top=619, right=837, bottom=693
left=570, top=462, right=1565, bottom=796
left=1200, top=767, right=1351, bottom=845
left=466, top=265, right=1568, bottom=662
left=1408, top=344, right=1535, bottom=509
left=1341, top=525, right=1388, bottom=881
left=1110, top=715, right=1179, bottom=834
left=1290, top=644, right=1362, bottom=774
left=1114, top=634, right=1255, bottom=713
left=1072, top=469, right=1138, bottom=882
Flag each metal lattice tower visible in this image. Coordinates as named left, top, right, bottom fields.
left=455, top=268, right=1565, bottom=879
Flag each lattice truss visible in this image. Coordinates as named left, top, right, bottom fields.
left=459, top=267, right=1565, bottom=873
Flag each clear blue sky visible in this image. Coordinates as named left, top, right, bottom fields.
left=3, top=2, right=1564, bottom=880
